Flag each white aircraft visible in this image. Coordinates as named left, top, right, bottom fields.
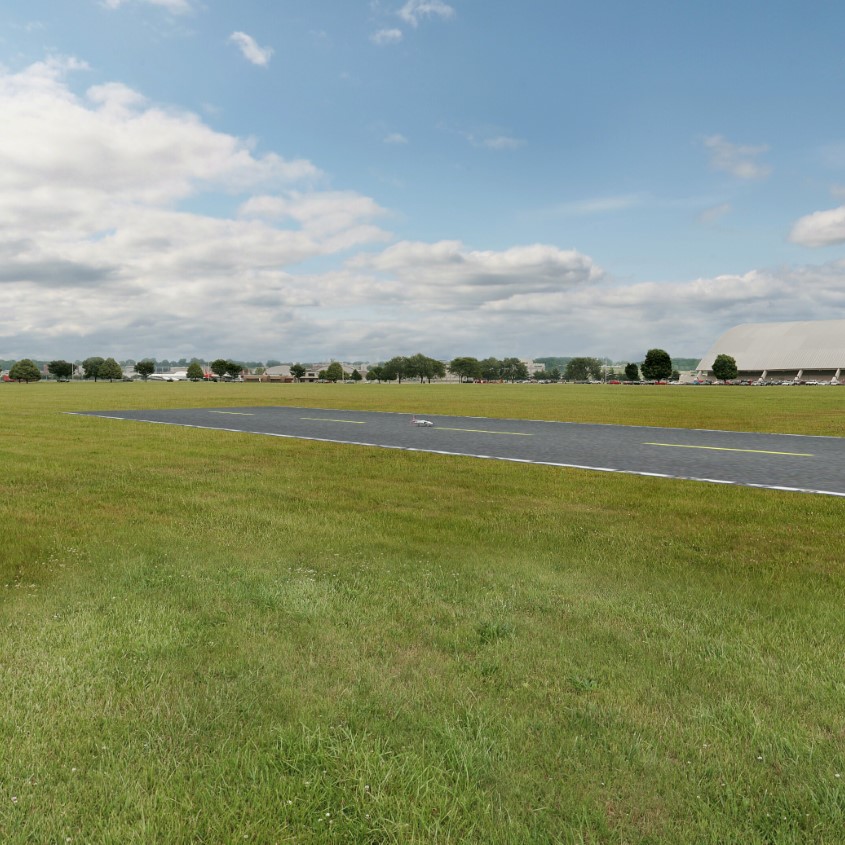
left=148, top=370, right=189, bottom=382
left=411, top=416, right=434, bottom=427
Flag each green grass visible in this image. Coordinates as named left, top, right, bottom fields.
left=2, top=382, right=845, bottom=843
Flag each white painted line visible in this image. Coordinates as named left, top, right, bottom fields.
left=209, top=411, right=255, bottom=416
left=68, top=413, right=845, bottom=498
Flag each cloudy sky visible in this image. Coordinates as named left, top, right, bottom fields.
left=2, top=1, right=845, bottom=363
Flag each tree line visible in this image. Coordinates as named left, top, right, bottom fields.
left=5, top=348, right=682, bottom=384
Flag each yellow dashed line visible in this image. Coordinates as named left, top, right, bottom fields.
left=301, top=417, right=366, bottom=424
left=437, top=427, right=533, bottom=436
left=644, top=442, right=813, bottom=457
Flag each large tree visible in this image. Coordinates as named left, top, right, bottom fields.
left=210, top=359, right=229, bottom=380
left=712, top=353, right=738, bottom=382
left=225, top=361, right=244, bottom=380
left=134, top=360, right=156, bottom=380
left=81, top=356, right=104, bottom=381
left=99, top=358, right=124, bottom=382
left=382, top=356, right=411, bottom=383
left=10, top=359, right=41, bottom=382
left=187, top=362, right=204, bottom=381
left=325, top=362, right=344, bottom=382
left=501, top=358, right=529, bottom=382
left=479, top=357, right=503, bottom=381
left=564, top=357, right=603, bottom=381
left=448, top=356, right=481, bottom=383
left=47, top=360, right=73, bottom=381
left=407, top=353, right=445, bottom=383
left=641, top=349, right=672, bottom=381
left=624, top=362, right=640, bottom=381
left=366, top=365, right=384, bottom=382
left=290, top=363, right=306, bottom=381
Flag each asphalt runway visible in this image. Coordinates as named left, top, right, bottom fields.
left=72, top=405, right=845, bottom=497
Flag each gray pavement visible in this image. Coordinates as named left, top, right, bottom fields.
left=71, top=405, right=845, bottom=497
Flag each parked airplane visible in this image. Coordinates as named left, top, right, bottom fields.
left=148, top=370, right=189, bottom=382
left=411, top=416, right=434, bottom=426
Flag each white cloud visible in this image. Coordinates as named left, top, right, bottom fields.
left=482, top=136, right=525, bottom=151
left=703, top=134, right=771, bottom=180
left=252, top=257, right=845, bottom=361
left=5, top=58, right=845, bottom=363
left=345, top=241, right=603, bottom=309
left=383, top=132, right=408, bottom=144
left=697, top=202, right=732, bottom=225
left=457, top=129, right=526, bottom=151
left=371, top=28, right=403, bottom=45
left=102, top=0, right=193, bottom=13
left=0, top=59, right=392, bottom=359
left=789, top=205, right=845, bottom=247
left=397, top=0, right=455, bottom=27
left=228, top=32, right=274, bottom=67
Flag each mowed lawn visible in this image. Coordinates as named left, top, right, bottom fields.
left=2, top=382, right=844, bottom=844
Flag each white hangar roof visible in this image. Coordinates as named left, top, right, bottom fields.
left=698, top=320, right=845, bottom=371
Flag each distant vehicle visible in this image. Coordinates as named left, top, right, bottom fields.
left=148, top=371, right=189, bottom=382
left=411, top=416, right=434, bottom=427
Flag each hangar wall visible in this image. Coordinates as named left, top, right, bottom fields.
left=697, top=320, right=845, bottom=380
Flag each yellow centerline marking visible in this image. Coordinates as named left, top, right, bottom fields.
left=437, top=427, right=533, bottom=436
left=644, top=442, right=813, bottom=457
left=301, top=417, right=366, bottom=424
left=209, top=411, right=255, bottom=416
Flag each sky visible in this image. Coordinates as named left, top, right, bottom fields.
left=2, top=0, right=845, bottom=364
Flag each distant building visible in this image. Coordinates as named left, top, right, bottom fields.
left=697, top=320, right=845, bottom=382
left=256, top=365, right=317, bottom=382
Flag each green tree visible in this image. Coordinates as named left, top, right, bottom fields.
left=82, top=356, right=105, bottom=381
left=382, top=356, right=410, bottom=383
left=712, top=353, right=738, bottom=382
left=501, top=358, right=529, bottom=382
left=47, top=360, right=73, bottom=381
left=187, top=362, right=204, bottom=381
left=547, top=367, right=560, bottom=382
left=99, top=358, right=123, bottom=381
left=641, top=349, right=672, bottom=381
left=565, top=357, right=603, bottom=381
left=624, top=362, right=640, bottom=381
left=325, top=362, right=344, bottom=382
left=448, top=356, right=481, bottom=383
left=351, top=369, right=362, bottom=381
left=135, top=360, right=156, bottom=380
left=479, top=357, right=503, bottom=381
left=290, top=363, right=306, bottom=381
left=407, top=353, right=445, bottom=383
left=10, top=359, right=41, bottom=382
left=225, top=361, right=243, bottom=380
left=366, top=365, right=383, bottom=382
left=210, top=359, right=228, bottom=380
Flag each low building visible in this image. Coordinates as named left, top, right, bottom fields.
left=697, top=320, right=845, bottom=383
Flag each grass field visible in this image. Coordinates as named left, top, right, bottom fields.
left=2, top=382, right=844, bottom=843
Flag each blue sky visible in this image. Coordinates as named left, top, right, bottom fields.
left=2, top=0, right=845, bottom=363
